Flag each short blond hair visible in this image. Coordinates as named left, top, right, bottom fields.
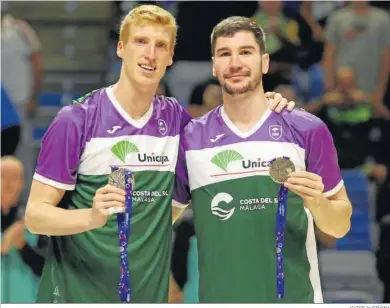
left=119, top=5, right=177, bottom=51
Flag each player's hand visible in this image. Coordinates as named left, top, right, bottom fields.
left=1, top=220, right=25, bottom=254
left=283, top=171, right=324, bottom=211
left=266, top=92, right=295, bottom=113
left=91, top=185, right=126, bottom=229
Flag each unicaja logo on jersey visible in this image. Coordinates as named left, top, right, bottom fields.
left=111, top=141, right=170, bottom=165
left=242, top=157, right=271, bottom=169
left=211, top=149, right=270, bottom=175
left=111, top=141, right=140, bottom=163
left=138, top=153, right=169, bottom=164
left=211, top=192, right=235, bottom=220
left=211, top=150, right=244, bottom=172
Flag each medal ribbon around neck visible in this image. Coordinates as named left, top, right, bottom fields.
left=269, top=157, right=295, bottom=299
left=109, top=166, right=135, bottom=303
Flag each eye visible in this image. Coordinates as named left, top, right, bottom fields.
left=219, top=52, right=230, bottom=57
left=241, top=50, right=252, bottom=55
left=156, top=42, right=168, bottom=49
left=136, top=38, right=147, bottom=45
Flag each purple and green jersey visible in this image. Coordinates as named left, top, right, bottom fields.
left=33, top=87, right=190, bottom=303
left=174, top=106, right=344, bottom=303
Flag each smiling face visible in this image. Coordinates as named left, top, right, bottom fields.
left=212, top=30, right=269, bottom=96
left=116, top=5, right=176, bottom=88
left=117, top=24, right=174, bottom=87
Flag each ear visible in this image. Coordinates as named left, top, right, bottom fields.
left=167, top=52, right=174, bottom=67
left=117, top=41, right=124, bottom=59
left=261, top=53, right=270, bottom=75
left=212, top=57, right=216, bottom=77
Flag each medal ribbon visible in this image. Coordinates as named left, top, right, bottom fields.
left=111, top=166, right=133, bottom=303
left=276, top=185, right=288, bottom=299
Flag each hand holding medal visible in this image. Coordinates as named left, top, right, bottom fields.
left=283, top=170, right=325, bottom=212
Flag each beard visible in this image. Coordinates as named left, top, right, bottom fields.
left=219, top=70, right=262, bottom=96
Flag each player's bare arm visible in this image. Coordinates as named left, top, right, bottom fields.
left=25, top=180, right=125, bottom=236
left=284, top=171, right=352, bottom=238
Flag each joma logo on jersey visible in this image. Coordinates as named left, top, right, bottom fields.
left=210, top=149, right=270, bottom=175
left=111, top=141, right=170, bottom=165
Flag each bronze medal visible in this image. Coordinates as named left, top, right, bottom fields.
left=269, top=157, right=295, bottom=184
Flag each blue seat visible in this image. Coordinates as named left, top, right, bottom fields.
left=39, top=93, right=82, bottom=107
left=33, top=92, right=83, bottom=142
left=32, top=127, right=48, bottom=141
left=335, top=170, right=371, bottom=250
left=336, top=236, right=371, bottom=251
left=292, top=64, right=325, bottom=102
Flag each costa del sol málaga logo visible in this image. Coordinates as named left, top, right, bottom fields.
left=211, top=192, right=235, bottom=220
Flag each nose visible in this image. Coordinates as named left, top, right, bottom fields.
left=145, top=44, right=156, bottom=62
left=229, top=53, right=242, bottom=70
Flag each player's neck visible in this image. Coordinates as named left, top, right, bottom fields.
left=222, top=87, right=269, bottom=132
left=112, top=75, right=157, bottom=120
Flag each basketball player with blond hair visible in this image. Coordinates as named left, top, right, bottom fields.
left=25, top=5, right=295, bottom=303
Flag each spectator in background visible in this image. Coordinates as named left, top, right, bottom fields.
left=1, top=9, right=43, bottom=123
left=291, top=1, right=326, bottom=103
left=187, top=78, right=222, bottom=118
left=273, top=84, right=302, bottom=106
left=323, top=0, right=390, bottom=111
left=1, top=85, right=21, bottom=156
left=1, top=156, right=47, bottom=303
left=251, top=0, right=300, bottom=91
left=311, top=1, right=346, bottom=27
left=317, top=67, right=388, bottom=184
left=1, top=8, right=43, bottom=199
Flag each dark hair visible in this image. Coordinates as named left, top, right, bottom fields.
left=210, top=16, right=266, bottom=56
